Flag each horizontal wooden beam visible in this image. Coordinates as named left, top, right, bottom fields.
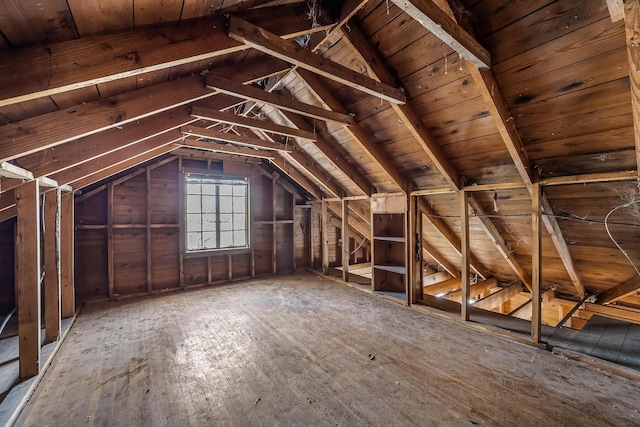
left=0, top=75, right=215, bottom=163
left=389, top=0, right=490, bottom=69
left=539, top=170, right=638, bottom=186
left=423, top=277, right=461, bottom=296
left=179, top=138, right=276, bottom=159
left=228, top=16, right=406, bottom=104
left=473, top=283, right=523, bottom=310
left=190, top=105, right=316, bottom=141
left=585, top=302, right=640, bottom=324
left=0, top=6, right=330, bottom=108
left=206, top=74, right=354, bottom=125
left=0, top=162, right=33, bottom=180
left=181, top=125, right=289, bottom=151
left=597, top=275, right=640, bottom=304
left=445, top=278, right=498, bottom=302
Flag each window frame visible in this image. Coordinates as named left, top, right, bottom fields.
left=183, top=173, right=251, bottom=254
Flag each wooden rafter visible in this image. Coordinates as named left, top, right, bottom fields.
left=389, top=0, right=490, bottom=69
left=270, top=155, right=323, bottom=200
left=291, top=71, right=408, bottom=192
left=179, top=138, right=276, bottom=160
left=338, top=27, right=460, bottom=189
left=190, top=106, right=316, bottom=141
left=227, top=16, right=406, bottom=104
left=282, top=151, right=344, bottom=199
left=422, top=239, right=459, bottom=278
left=326, top=201, right=370, bottom=239
left=308, top=0, right=371, bottom=52
left=206, top=74, right=354, bottom=125
left=0, top=76, right=215, bottom=163
left=467, top=195, right=532, bottom=291
left=0, top=8, right=330, bottom=108
left=597, top=275, right=640, bottom=303
left=418, top=198, right=490, bottom=279
left=181, top=125, right=289, bottom=152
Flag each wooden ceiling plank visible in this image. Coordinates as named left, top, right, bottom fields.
left=0, top=14, right=325, bottom=108
left=467, top=195, right=532, bottom=291
left=178, top=138, right=276, bottom=159
left=0, top=75, right=215, bottom=163
left=282, top=112, right=373, bottom=196
left=227, top=16, right=406, bottom=104
left=597, top=275, right=640, bottom=304
left=388, top=0, right=490, bottom=69
left=418, top=198, right=490, bottom=279
left=190, top=105, right=316, bottom=141
left=624, top=0, right=640, bottom=179
left=339, top=25, right=460, bottom=189
left=434, top=1, right=586, bottom=299
left=206, top=74, right=354, bottom=125
left=181, top=125, right=289, bottom=151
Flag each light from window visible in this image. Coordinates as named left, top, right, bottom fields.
left=185, top=175, right=249, bottom=252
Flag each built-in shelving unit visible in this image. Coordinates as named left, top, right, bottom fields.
left=371, top=194, right=408, bottom=304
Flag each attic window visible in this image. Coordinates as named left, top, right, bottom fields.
left=184, top=174, right=249, bottom=252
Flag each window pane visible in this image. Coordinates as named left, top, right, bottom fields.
left=220, top=214, right=232, bottom=231
left=219, top=195, right=233, bottom=213
left=233, top=196, right=246, bottom=213
left=202, top=195, right=216, bottom=213
left=220, top=231, right=233, bottom=248
left=202, top=214, right=216, bottom=231
left=233, top=214, right=246, bottom=229
left=233, top=230, right=246, bottom=246
left=202, top=183, right=216, bottom=195
left=202, top=232, right=217, bottom=249
left=186, top=195, right=200, bottom=213
left=186, top=183, right=200, bottom=194
left=186, top=214, right=201, bottom=232
left=233, top=185, right=246, bottom=197
left=187, top=232, right=201, bottom=251
left=219, top=184, right=233, bottom=195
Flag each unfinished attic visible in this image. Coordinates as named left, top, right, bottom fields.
left=1, top=0, right=640, bottom=424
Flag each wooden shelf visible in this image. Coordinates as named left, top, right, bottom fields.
left=374, top=265, right=407, bottom=275
left=373, top=236, right=405, bottom=243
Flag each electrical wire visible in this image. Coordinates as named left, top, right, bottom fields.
left=604, top=201, right=640, bottom=277
left=350, top=226, right=370, bottom=255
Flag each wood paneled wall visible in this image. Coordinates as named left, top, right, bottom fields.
left=74, top=156, right=310, bottom=301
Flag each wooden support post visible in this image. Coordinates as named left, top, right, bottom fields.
left=272, top=175, right=277, bottom=274
left=107, top=183, right=115, bottom=298
left=178, top=158, right=185, bottom=290
left=309, top=206, right=315, bottom=269
left=146, top=167, right=152, bottom=293
left=16, top=179, right=41, bottom=378
left=460, top=190, right=470, bottom=321
left=292, top=192, right=296, bottom=271
left=321, top=200, right=329, bottom=274
left=532, top=182, right=542, bottom=343
left=228, top=254, right=233, bottom=281
left=207, top=256, right=212, bottom=284
left=409, top=193, right=422, bottom=304
left=60, top=192, right=74, bottom=318
left=342, top=199, right=349, bottom=282
left=44, top=189, right=61, bottom=343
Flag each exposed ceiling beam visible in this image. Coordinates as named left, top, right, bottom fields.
left=422, top=239, right=459, bottom=278
left=181, top=125, right=289, bottom=151
left=206, top=74, right=354, bottom=125
left=0, top=75, right=215, bottom=163
left=445, top=278, right=498, bottom=302
left=283, top=150, right=345, bottom=199
left=597, top=275, right=640, bottom=304
left=190, top=105, right=316, bottom=141
left=308, top=0, right=371, bottom=52
left=291, top=72, right=408, bottom=192
left=227, top=16, right=406, bottom=104
left=281, top=111, right=372, bottom=196
left=270, top=156, right=323, bottom=200
left=418, top=198, right=490, bottom=279
left=433, top=1, right=586, bottom=298
left=389, top=0, right=490, bottom=69
left=423, top=277, right=461, bottom=296
left=473, top=283, right=523, bottom=311
left=0, top=162, right=33, bottom=180
left=178, top=138, right=276, bottom=159
left=467, top=195, right=532, bottom=291
left=539, top=170, right=638, bottom=186
left=624, top=0, right=640, bottom=179
left=0, top=7, right=331, bottom=108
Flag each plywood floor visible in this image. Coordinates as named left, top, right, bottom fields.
left=16, top=273, right=640, bottom=426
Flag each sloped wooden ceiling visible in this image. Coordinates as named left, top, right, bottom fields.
left=0, top=0, right=639, bottom=303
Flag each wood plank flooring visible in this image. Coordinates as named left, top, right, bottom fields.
left=15, top=273, right=640, bottom=426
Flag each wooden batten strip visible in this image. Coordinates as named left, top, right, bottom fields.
left=179, top=138, right=276, bottom=159
left=389, top=0, right=490, bottom=69
left=181, top=125, right=289, bottom=151
left=227, top=16, right=406, bottom=104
